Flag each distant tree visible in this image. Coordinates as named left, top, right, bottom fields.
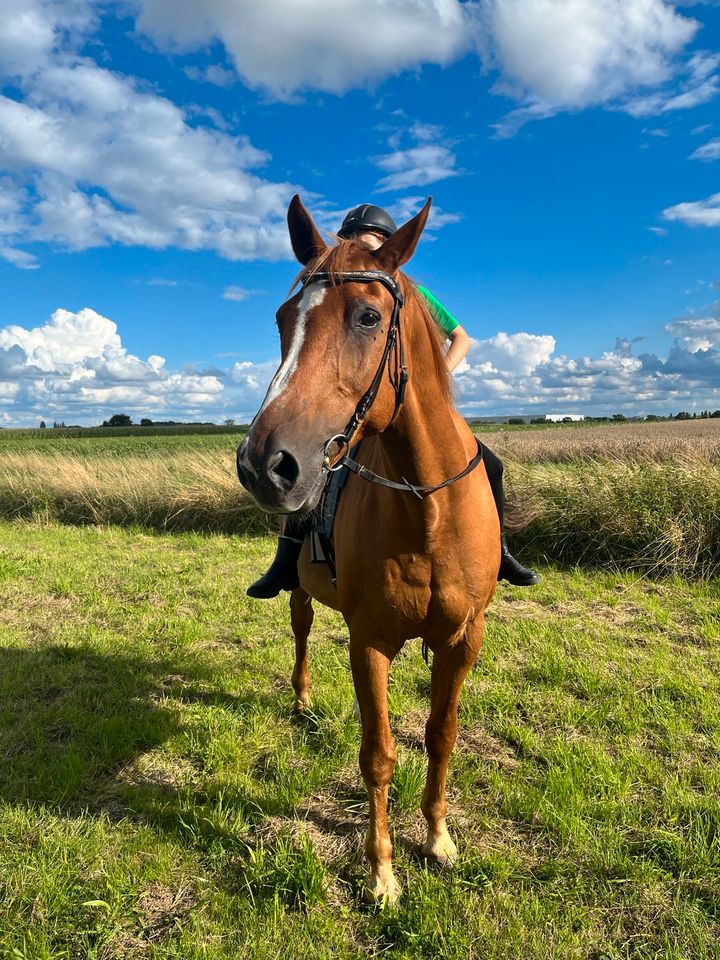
left=645, top=415, right=661, bottom=422
left=39, top=420, right=46, bottom=429
left=508, top=418, right=525, bottom=425
left=675, top=411, right=691, bottom=420
left=224, top=418, right=236, bottom=427
left=140, top=418, right=153, bottom=426
left=612, top=413, right=627, bottom=421
left=103, top=414, right=133, bottom=427
left=711, top=410, right=720, bottom=419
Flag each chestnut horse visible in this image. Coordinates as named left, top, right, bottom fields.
left=237, top=195, right=499, bottom=903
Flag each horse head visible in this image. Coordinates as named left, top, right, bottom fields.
left=237, top=194, right=432, bottom=514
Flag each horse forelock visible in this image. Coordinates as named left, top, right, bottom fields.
left=289, top=239, right=454, bottom=411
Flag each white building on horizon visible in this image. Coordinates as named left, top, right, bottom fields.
left=545, top=414, right=586, bottom=422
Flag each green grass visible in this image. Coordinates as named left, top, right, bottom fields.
left=1, top=521, right=719, bottom=958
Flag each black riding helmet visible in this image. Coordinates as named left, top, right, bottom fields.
left=338, top=203, right=397, bottom=240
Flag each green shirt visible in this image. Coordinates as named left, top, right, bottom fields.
left=416, top=285, right=459, bottom=336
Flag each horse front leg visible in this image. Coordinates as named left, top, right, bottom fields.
left=290, top=588, right=314, bottom=712
left=349, top=637, right=400, bottom=904
left=421, top=617, right=484, bottom=865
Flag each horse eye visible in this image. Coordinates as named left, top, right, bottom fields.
left=359, top=310, right=380, bottom=328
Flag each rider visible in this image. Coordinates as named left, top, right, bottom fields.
left=247, top=204, right=540, bottom=598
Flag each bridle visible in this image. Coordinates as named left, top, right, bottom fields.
left=300, top=268, right=483, bottom=499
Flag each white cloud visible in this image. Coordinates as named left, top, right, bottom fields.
left=666, top=316, right=720, bottom=352
left=133, top=0, right=713, bottom=136
left=0, top=0, right=302, bottom=267
left=453, top=323, right=720, bottom=416
left=388, top=196, right=462, bottom=231
left=0, top=307, right=225, bottom=422
left=466, top=331, right=556, bottom=376
left=4, top=306, right=720, bottom=424
left=691, top=137, right=720, bottom=160
left=663, top=192, right=720, bottom=227
left=222, top=285, right=254, bottom=301
left=477, top=0, right=707, bottom=134
left=625, top=51, right=720, bottom=116
left=373, top=144, right=459, bottom=193
left=134, top=0, right=469, bottom=100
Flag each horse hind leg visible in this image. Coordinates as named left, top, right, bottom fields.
left=290, top=588, right=314, bottom=712
left=421, top=617, right=484, bottom=866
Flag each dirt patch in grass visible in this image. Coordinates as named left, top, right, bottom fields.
left=394, top=709, right=520, bottom=771
left=100, top=883, right=198, bottom=959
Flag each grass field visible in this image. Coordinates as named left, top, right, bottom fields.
left=1, top=521, right=719, bottom=959
left=1, top=421, right=718, bottom=957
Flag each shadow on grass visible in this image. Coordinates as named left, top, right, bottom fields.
left=0, top=644, right=363, bottom=859
left=0, top=645, right=282, bottom=818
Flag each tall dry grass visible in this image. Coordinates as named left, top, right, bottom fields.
left=482, top=417, right=720, bottom=464
left=506, top=456, right=720, bottom=579
left=0, top=452, right=274, bottom=535
left=0, top=423, right=718, bottom=578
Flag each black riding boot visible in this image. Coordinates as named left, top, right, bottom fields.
left=247, top=534, right=303, bottom=598
left=483, top=444, right=540, bottom=587
left=499, top=533, right=541, bottom=587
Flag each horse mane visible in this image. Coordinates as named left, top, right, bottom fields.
left=293, top=239, right=454, bottom=410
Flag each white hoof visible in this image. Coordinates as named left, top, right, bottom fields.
left=422, top=830, right=457, bottom=867
left=364, top=869, right=401, bottom=906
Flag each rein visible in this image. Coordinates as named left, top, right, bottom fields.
left=301, top=268, right=483, bottom=499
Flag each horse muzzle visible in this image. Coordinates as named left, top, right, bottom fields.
left=236, top=434, right=324, bottom=514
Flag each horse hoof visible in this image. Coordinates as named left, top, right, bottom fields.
left=293, top=696, right=312, bottom=714
left=363, top=873, right=401, bottom=906
left=421, top=835, right=457, bottom=867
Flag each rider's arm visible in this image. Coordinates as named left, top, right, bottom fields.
left=416, top=285, right=470, bottom=372
left=445, top=324, right=470, bottom=372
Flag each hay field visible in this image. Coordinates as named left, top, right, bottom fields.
left=483, top=417, right=720, bottom=464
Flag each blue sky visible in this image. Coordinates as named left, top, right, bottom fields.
left=1, top=0, right=719, bottom=426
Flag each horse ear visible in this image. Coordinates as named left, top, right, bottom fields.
left=287, top=194, right=327, bottom=265
left=373, top=198, right=432, bottom=272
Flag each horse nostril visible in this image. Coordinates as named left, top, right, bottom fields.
left=267, top=450, right=300, bottom=489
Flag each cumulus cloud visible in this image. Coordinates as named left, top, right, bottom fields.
left=0, top=0, right=300, bottom=267
left=0, top=307, right=226, bottom=423
left=477, top=0, right=709, bottom=134
left=666, top=315, right=720, bottom=352
left=132, top=0, right=713, bottom=134
left=134, top=0, right=469, bottom=99
left=663, top=192, right=720, bottom=227
left=4, top=305, right=720, bottom=425
left=453, top=326, right=720, bottom=416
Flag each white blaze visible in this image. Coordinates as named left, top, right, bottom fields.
left=256, top=284, right=326, bottom=415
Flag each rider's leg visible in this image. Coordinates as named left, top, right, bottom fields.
left=246, top=516, right=307, bottom=599
left=483, top=445, right=540, bottom=587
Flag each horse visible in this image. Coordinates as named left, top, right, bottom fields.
left=236, top=195, right=500, bottom=903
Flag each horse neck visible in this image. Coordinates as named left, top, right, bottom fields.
left=378, top=311, right=467, bottom=486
